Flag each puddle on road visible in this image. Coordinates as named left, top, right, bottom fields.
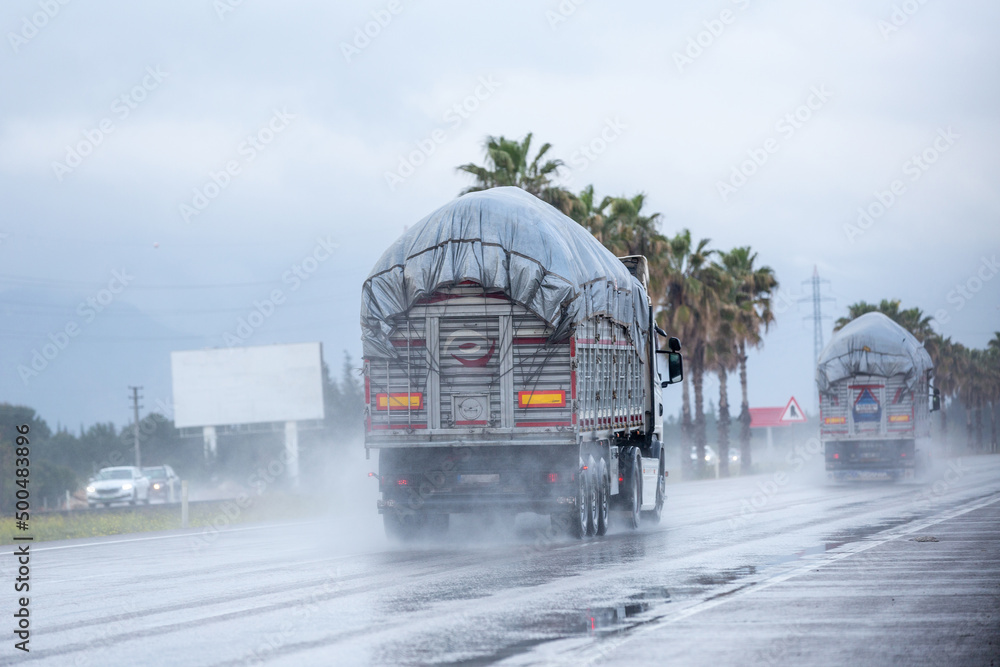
left=437, top=537, right=884, bottom=665
left=581, top=585, right=673, bottom=635
left=688, top=565, right=757, bottom=587
left=823, top=517, right=912, bottom=545
left=441, top=514, right=946, bottom=664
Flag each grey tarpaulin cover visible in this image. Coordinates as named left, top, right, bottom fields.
left=816, top=312, right=932, bottom=393
left=361, top=187, right=650, bottom=360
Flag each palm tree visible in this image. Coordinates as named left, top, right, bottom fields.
left=657, top=230, right=718, bottom=477
left=599, top=194, right=663, bottom=254
left=929, top=335, right=960, bottom=452
left=706, top=293, right=739, bottom=477
left=961, top=347, right=987, bottom=450
left=986, top=334, right=1000, bottom=452
left=595, top=193, right=671, bottom=301
left=715, top=247, right=778, bottom=475
left=570, top=184, right=606, bottom=233
left=457, top=133, right=576, bottom=215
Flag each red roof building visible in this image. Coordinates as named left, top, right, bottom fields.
left=749, top=397, right=808, bottom=428
left=749, top=407, right=785, bottom=428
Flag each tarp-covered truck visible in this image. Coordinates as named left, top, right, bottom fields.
left=361, top=187, right=683, bottom=540
left=817, top=312, right=938, bottom=481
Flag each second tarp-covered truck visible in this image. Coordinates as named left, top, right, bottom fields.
left=817, top=312, right=937, bottom=481
left=361, top=187, right=682, bottom=540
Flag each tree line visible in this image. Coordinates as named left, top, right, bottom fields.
left=456, top=133, right=779, bottom=478
left=834, top=300, right=1000, bottom=452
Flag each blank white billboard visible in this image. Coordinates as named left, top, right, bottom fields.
left=171, top=342, right=325, bottom=428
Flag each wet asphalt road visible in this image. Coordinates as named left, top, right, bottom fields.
left=5, top=454, right=1000, bottom=666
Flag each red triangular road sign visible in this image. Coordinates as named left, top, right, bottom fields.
left=779, top=396, right=807, bottom=423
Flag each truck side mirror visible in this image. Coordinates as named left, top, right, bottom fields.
left=669, top=352, right=683, bottom=384
left=930, top=388, right=941, bottom=412
left=659, top=351, right=683, bottom=387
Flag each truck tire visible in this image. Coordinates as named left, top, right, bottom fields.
left=550, top=466, right=590, bottom=539
left=642, top=449, right=666, bottom=525
left=624, top=447, right=642, bottom=530
left=596, top=458, right=610, bottom=536
left=586, top=458, right=599, bottom=536
left=569, top=468, right=591, bottom=539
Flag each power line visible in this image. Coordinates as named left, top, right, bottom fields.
left=0, top=317, right=344, bottom=341
left=0, top=295, right=339, bottom=316
left=6, top=234, right=317, bottom=249
left=0, top=274, right=282, bottom=290
left=800, top=266, right=835, bottom=364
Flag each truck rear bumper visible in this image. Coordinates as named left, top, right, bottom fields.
left=378, top=493, right=576, bottom=515
left=827, top=468, right=914, bottom=481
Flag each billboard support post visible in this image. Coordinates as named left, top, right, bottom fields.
left=203, top=425, right=217, bottom=461
left=284, top=421, right=300, bottom=488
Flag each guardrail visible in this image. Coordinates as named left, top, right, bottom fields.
left=35, top=498, right=220, bottom=519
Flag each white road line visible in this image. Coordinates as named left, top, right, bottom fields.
left=566, top=491, right=1000, bottom=666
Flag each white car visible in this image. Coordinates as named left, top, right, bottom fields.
left=86, top=466, right=151, bottom=507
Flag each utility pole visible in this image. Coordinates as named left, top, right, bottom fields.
left=129, top=386, right=143, bottom=468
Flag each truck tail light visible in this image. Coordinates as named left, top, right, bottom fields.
left=518, top=390, right=566, bottom=408
left=547, top=473, right=558, bottom=483
left=375, top=393, right=424, bottom=411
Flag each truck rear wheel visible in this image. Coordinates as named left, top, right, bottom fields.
left=562, top=468, right=590, bottom=539
left=586, top=460, right=599, bottom=536
left=596, top=459, right=610, bottom=536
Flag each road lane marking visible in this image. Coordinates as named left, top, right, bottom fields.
left=565, top=491, right=1000, bottom=666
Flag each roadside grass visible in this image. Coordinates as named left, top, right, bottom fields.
left=0, top=494, right=322, bottom=545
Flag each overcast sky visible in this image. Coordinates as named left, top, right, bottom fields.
left=1, top=0, right=998, bottom=429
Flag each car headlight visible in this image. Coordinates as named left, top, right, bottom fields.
left=153, top=483, right=161, bottom=490
left=122, top=483, right=133, bottom=491
left=86, top=485, right=95, bottom=493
